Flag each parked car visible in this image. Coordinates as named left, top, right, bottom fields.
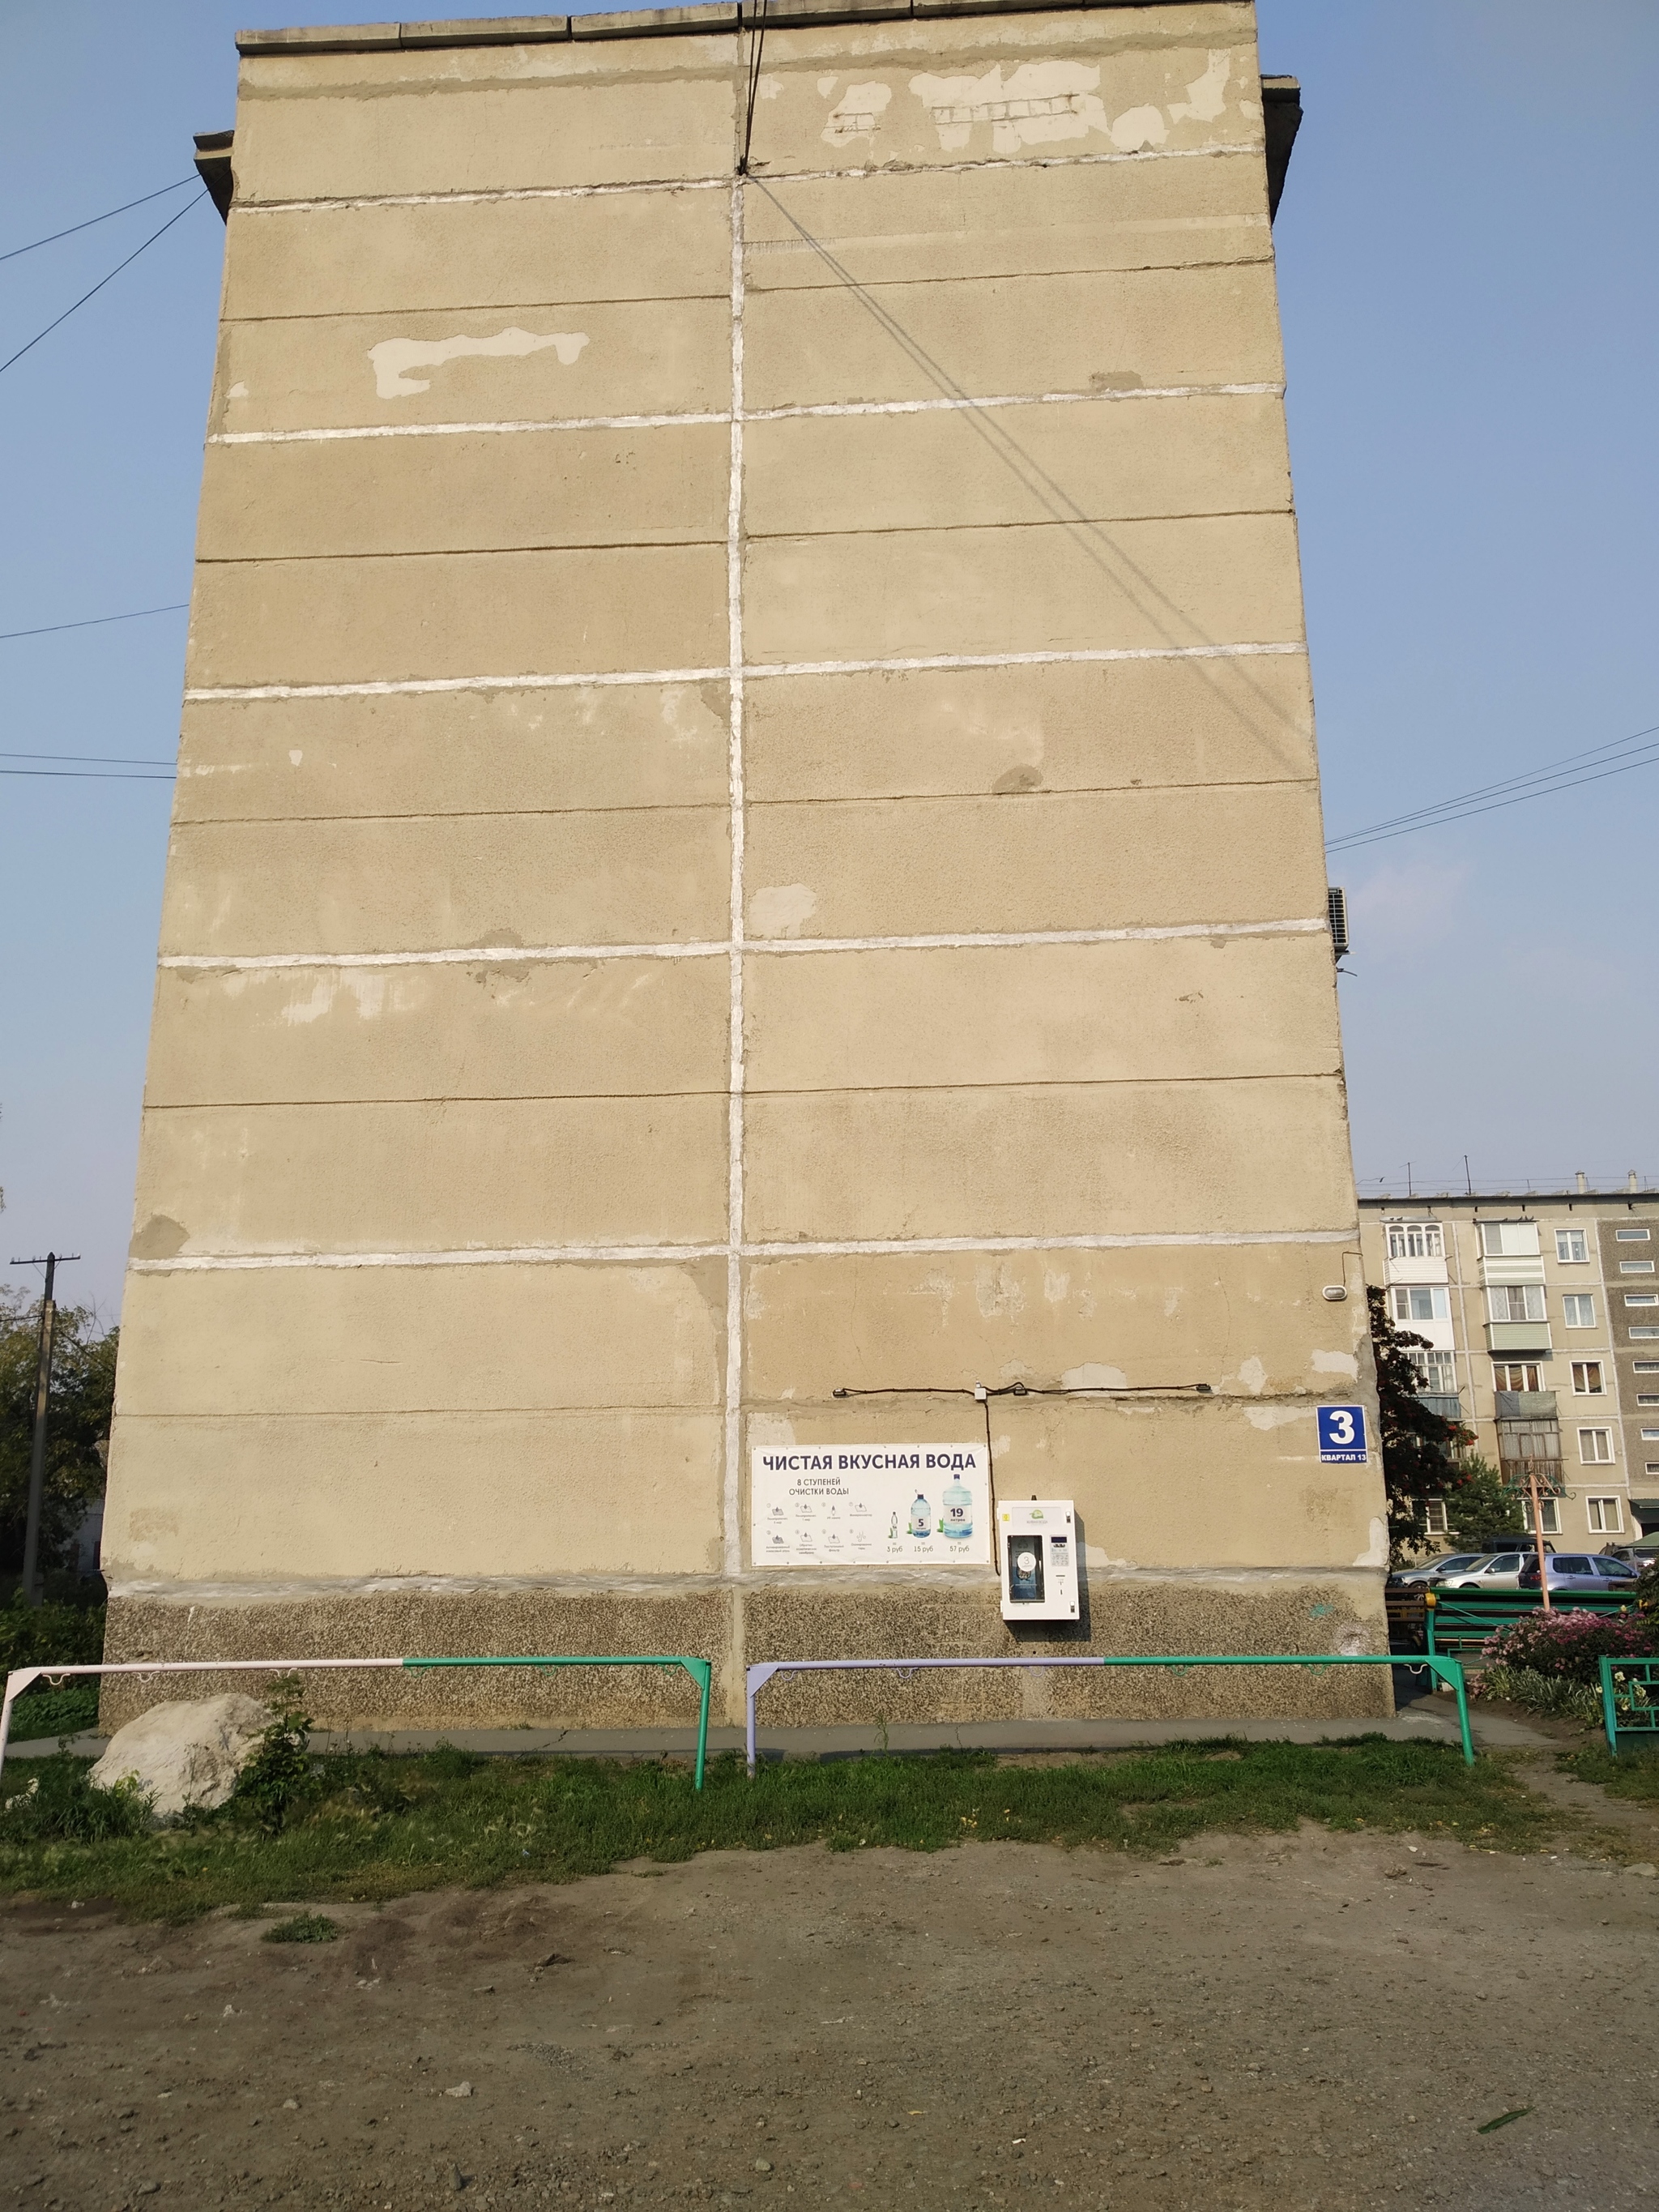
left=1518, top=1552, right=1640, bottom=1592
left=1392, top=1553, right=1489, bottom=1587
left=1438, top=1552, right=1533, bottom=1591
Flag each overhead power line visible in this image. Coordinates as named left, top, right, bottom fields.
left=0, top=601, right=188, bottom=644
left=1327, top=717, right=1659, bottom=853
left=0, top=178, right=198, bottom=266
left=1, top=749, right=176, bottom=767
left=0, top=190, right=207, bottom=380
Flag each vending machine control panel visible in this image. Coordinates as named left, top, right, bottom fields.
left=997, top=1500, right=1080, bottom=1623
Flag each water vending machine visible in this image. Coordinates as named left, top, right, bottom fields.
left=997, top=1500, right=1080, bottom=1623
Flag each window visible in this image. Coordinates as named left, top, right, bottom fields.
left=1409, top=1349, right=1457, bottom=1394
left=1571, top=1361, right=1605, bottom=1394
left=1492, top=1362, right=1544, bottom=1392
left=1616, top=1228, right=1653, bottom=1242
left=1555, top=1228, right=1589, bottom=1264
left=1579, top=1427, right=1614, bottom=1464
left=1392, top=1285, right=1450, bottom=1324
left=1388, top=1222, right=1444, bottom=1260
left=1636, top=1361, right=1659, bottom=1373
left=1522, top=1497, right=1561, bottom=1535
left=1481, top=1220, right=1540, bottom=1257
left=1640, top=1396, right=1659, bottom=1407
left=1641, top=1428, right=1659, bottom=1441
left=1563, top=1295, right=1597, bottom=1327
left=1624, top=1293, right=1659, bottom=1308
left=1587, top=1497, right=1624, bottom=1534
left=1487, top=1284, right=1546, bottom=1323
left=1621, top=1261, right=1657, bottom=1275
left=1635, top=1328, right=1659, bottom=1340
left=1423, top=1499, right=1449, bottom=1535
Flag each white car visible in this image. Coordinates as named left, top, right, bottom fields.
left=1436, top=1551, right=1534, bottom=1591
left=1392, top=1552, right=1488, bottom=1587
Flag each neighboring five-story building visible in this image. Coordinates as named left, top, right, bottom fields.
left=1360, top=1181, right=1659, bottom=1548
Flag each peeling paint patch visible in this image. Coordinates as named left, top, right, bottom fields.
left=823, top=80, right=893, bottom=146
left=1237, top=1355, right=1268, bottom=1396
left=130, top=1214, right=189, bottom=1262
left=1244, top=1404, right=1302, bottom=1431
left=1353, top=1518, right=1388, bottom=1569
left=748, top=1413, right=797, bottom=1450
left=368, top=327, right=589, bottom=400
left=1041, top=1269, right=1070, bottom=1305
left=748, top=882, right=817, bottom=938
left=1061, top=1360, right=1128, bottom=1390
left=1310, top=1349, right=1359, bottom=1377
left=227, top=381, right=249, bottom=399
left=975, top=1263, right=1026, bottom=1321
left=278, top=973, right=393, bottom=1026
left=910, top=62, right=1108, bottom=155
left=1108, top=104, right=1167, bottom=152
left=1169, top=50, right=1232, bottom=125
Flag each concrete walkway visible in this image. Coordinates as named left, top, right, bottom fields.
left=5, top=1692, right=1556, bottom=1766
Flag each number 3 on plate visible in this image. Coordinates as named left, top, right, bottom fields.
left=1316, top=1403, right=1369, bottom=1462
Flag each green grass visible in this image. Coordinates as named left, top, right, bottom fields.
left=1563, top=1742, right=1659, bottom=1803
left=262, top=1911, right=339, bottom=1943
left=6, top=1680, right=101, bottom=1741
left=0, top=1737, right=1555, bottom=1921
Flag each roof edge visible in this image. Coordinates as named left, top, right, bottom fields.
left=236, top=0, right=1236, bottom=55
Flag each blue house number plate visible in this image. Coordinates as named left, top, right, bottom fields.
left=1316, top=1403, right=1370, bottom=1463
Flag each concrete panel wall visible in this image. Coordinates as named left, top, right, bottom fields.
left=106, top=0, right=1384, bottom=1726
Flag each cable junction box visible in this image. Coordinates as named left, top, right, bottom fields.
left=998, top=1500, right=1080, bottom=1623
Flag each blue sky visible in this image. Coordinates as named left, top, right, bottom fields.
left=2, top=0, right=1654, bottom=1318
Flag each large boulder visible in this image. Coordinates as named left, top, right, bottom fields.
left=90, top=1694, right=271, bottom=1822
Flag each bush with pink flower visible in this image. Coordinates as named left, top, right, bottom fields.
left=1481, top=1607, right=1659, bottom=1685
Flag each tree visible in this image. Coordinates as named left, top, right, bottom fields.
left=1367, top=1283, right=1486, bottom=1565
left=1437, top=1454, right=1525, bottom=1552
left=0, top=1287, right=117, bottom=1581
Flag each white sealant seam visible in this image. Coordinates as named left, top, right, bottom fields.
left=129, top=1227, right=1361, bottom=1275
left=155, top=919, right=1328, bottom=973
left=237, top=143, right=1257, bottom=217
left=723, top=177, right=748, bottom=1582
left=210, top=412, right=731, bottom=444
left=182, top=642, right=1306, bottom=705
left=205, top=386, right=1286, bottom=448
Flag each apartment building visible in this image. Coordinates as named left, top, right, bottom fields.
left=1359, top=1184, right=1659, bottom=1548
left=101, top=0, right=1388, bottom=1730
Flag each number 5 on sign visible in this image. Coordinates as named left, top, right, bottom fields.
left=1317, top=1403, right=1370, bottom=1463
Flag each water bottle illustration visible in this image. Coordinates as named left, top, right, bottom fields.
left=941, top=1472, right=974, bottom=1541
left=889, top=1511, right=899, bottom=1540
left=908, top=1492, right=932, bottom=1538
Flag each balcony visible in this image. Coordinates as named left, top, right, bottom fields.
left=1494, top=1390, right=1557, bottom=1420
left=1417, top=1393, right=1464, bottom=1423
left=1478, top=1258, right=1546, bottom=1287
left=1486, top=1321, right=1553, bottom=1355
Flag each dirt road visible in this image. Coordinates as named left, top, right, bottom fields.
left=4, top=1824, right=1657, bottom=2212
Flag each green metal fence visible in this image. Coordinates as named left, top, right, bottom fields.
left=1423, top=1588, right=1636, bottom=1660
left=1598, top=1655, right=1659, bottom=1758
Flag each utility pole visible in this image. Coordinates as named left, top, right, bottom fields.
left=11, top=1252, right=79, bottom=1608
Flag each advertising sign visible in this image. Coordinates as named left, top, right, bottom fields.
left=1316, top=1403, right=1370, bottom=1463
left=751, top=1445, right=992, bottom=1567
